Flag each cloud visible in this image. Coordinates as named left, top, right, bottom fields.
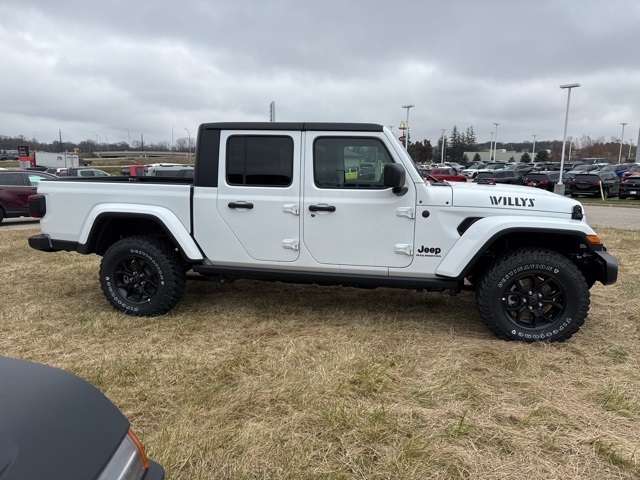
left=1, top=0, right=639, bottom=146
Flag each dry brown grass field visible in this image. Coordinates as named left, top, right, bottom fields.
left=1, top=227, right=638, bottom=479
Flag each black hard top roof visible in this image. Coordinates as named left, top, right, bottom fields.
left=199, top=122, right=384, bottom=132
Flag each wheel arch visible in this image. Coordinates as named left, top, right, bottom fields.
left=79, top=212, right=203, bottom=262
left=439, top=226, right=613, bottom=286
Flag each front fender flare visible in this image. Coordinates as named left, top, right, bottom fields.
left=435, top=216, right=597, bottom=279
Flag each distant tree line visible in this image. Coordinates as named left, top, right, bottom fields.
left=0, top=134, right=195, bottom=156
left=405, top=130, right=635, bottom=164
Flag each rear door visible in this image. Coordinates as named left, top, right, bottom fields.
left=213, top=131, right=302, bottom=262
left=0, top=172, right=30, bottom=214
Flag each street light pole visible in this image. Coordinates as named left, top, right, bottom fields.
left=172, top=125, right=176, bottom=151
left=558, top=83, right=580, bottom=190
left=618, top=123, right=627, bottom=163
left=401, top=104, right=414, bottom=149
left=489, top=132, right=494, bottom=162
left=492, top=123, right=500, bottom=161
left=92, top=132, right=101, bottom=152
left=532, top=134, right=537, bottom=162
left=184, top=128, right=191, bottom=158
left=628, top=140, right=633, bottom=161
left=440, top=129, right=446, bottom=164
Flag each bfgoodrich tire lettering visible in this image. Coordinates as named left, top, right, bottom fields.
left=100, top=235, right=186, bottom=316
left=476, top=248, right=590, bottom=342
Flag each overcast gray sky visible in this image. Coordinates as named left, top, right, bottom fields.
left=1, top=0, right=639, bottom=148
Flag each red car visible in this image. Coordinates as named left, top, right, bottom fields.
left=0, top=169, right=57, bottom=223
left=423, top=168, right=467, bottom=182
left=621, top=164, right=640, bottom=180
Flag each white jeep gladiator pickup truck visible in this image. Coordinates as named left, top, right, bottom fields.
left=28, top=122, right=618, bottom=342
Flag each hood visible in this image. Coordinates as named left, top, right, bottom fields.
left=450, top=182, right=581, bottom=216
left=0, top=356, right=129, bottom=480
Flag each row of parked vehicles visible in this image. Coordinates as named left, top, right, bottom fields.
left=417, top=160, right=640, bottom=199
left=0, top=163, right=194, bottom=223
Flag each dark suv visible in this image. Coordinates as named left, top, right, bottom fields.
left=569, top=172, right=620, bottom=198
left=0, top=170, right=56, bottom=223
left=473, top=170, right=524, bottom=185
left=523, top=171, right=562, bottom=192
left=619, top=174, right=640, bottom=199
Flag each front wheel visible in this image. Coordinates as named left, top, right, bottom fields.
left=100, top=236, right=186, bottom=316
left=476, top=248, right=590, bottom=342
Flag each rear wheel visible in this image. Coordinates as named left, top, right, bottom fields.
left=477, top=248, right=589, bottom=342
left=100, top=235, right=186, bottom=316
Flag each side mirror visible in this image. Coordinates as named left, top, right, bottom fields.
left=384, top=163, right=408, bottom=196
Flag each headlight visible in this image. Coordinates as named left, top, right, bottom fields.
left=97, top=429, right=149, bottom=480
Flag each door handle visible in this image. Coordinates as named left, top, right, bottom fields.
left=308, top=204, right=336, bottom=212
left=228, top=202, right=254, bottom=209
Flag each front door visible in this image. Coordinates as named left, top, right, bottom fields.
left=302, top=133, right=416, bottom=268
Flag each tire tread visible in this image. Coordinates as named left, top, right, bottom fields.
left=99, top=235, right=186, bottom=316
left=476, top=248, right=590, bottom=342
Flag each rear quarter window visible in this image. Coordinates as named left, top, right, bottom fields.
left=0, top=172, right=26, bottom=186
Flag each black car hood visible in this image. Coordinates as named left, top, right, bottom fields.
left=0, top=356, right=129, bottom=480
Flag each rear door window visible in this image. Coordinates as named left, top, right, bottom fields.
left=227, top=136, right=293, bottom=187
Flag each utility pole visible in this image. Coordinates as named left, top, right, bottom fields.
left=269, top=101, right=276, bottom=122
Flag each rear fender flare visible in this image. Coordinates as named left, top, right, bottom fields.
left=80, top=204, right=203, bottom=261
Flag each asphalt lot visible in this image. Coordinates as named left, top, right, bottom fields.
left=2, top=204, right=639, bottom=231
left=583, top=204, right=640, bottom=230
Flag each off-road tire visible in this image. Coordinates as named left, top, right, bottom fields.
left=100, top=235, right=186, bottom=316
left=476, top=248, right=589, bottom=342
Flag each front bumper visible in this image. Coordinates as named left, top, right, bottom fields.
left=594, top=250, right=618, bottom=285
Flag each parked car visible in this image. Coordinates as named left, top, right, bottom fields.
left=475, top=162, right=507, bottom=175
left=45, top=167, right=71, bottom=176
left=569, top=172, right=621, bottom=198
left=533, top=162, right=559, bottom=171
left=620, top=164, right=640, bottom=180
left=523, top=171, right=565, bottom=192
left=565, top=163, right=598, bottom=180
left=144, top=163, right=194, bottom=177
left=502, top=163, right=535, bottom=175
left=461, top=163, right=488, bottom=178
left=67, top=168, right=111, bottom=177
left=440, top=162, right=465, bottom=173
left=597, top=164, right=630, bottom=177
left=473, top=170, right=524, bottom=185
left=120, top=165, right=146, bottom=177
left=619, top=174, right=640, bottom=199
left=0, top=169, right=56, bottom=223
left=0, top=356, right=164, bottom=480
left=422, top=167, right=467, bottom=182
